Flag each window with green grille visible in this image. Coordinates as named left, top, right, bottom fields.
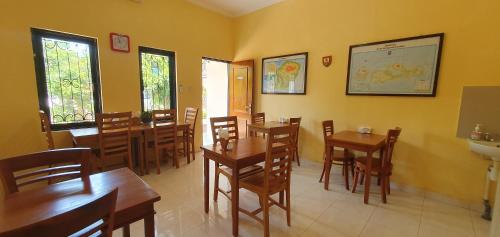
left=139, top=47, right=176, bottom=111
left=32, top=28, right=102, bottom=130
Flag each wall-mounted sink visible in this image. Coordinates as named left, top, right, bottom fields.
left=469, top=140, right=500, bottom=161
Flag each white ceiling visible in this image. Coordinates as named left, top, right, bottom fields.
left=186, top=0, right=284, bottom=17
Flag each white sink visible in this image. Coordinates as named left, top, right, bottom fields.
left=469, top=140, right=500, bottom=161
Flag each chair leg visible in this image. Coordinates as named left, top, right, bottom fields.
left=360, top=173, right=365, bottom=185
left=295, top=149, right=300, bottom=166
left=319, top=161, right=326, bottom=183
left=352, top=169, right=359, bottom=193
left=381, top=175, right=387, bottom=203
left=263, top=195, right=270, bottom=237
left=213, top=167, right=220, bottom=202
left=191, top=136, right=196, bottom=161
left=377, top=175, right=381, bottom=186
left=173, top=145, right=179, bottom=168
left=387, top=176, right=391, bottom=194
left=286, top=188, right=291, bottom=226
left=154, top=147, right=161, bottom=174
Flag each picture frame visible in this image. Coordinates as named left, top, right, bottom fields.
left=262, top=52, right=308, bottom=95
left=346, top=33, right=444, bottom=97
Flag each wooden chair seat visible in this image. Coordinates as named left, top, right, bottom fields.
left=240, top=173, right=287, bottom=194
left=219, top=165, right=263, bottom=178
left=330, top=150, right=355, bottom=162
left=354, top=156, right=392, bottom=174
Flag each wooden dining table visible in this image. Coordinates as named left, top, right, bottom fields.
left=201, top=137, right=268, bottom=237
left=324, top=130, right=386, bottom=204
left=70, top=123, right=190, bottom=175
left=0, top=168, right=161, bottom=237
left=247, top=121, right=289, bottom=135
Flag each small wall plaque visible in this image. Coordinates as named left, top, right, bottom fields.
left=322, top=56, right=332, bottom=67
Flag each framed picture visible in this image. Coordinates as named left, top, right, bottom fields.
left=110, top=33, right=130, bottom=52
left=262, top=52, right=308, bottom=95
left=346, top=33, right=444, bottom=96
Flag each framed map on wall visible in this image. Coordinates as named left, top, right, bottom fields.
left=346, top=33, right=444, bottom=96
left=262, top=52, right=308, bottom=95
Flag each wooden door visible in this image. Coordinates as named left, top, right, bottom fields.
left=229, top=60, right=254, bottom=138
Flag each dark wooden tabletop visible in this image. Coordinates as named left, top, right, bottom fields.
left=327, top=130, right=386, bottom=148
left=70, top=123, right=189, bottom=139
left=0, top=168, right=161, bottom=234
left=201, top=137, right=267, bottom=166
left=247, top=121, right=289, bottom=131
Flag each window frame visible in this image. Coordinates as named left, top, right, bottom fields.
left=138, top=46, right=177, bottom=112
left=31, top=28, right=102, bottom=131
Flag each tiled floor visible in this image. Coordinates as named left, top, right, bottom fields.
left=115, top=153, right=490, bottom=237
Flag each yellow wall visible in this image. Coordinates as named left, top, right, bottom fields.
left=234, top=0, right=500, bottom=203
left=0, top=0, right=233, bottom=197
left=1, top=0, right=499, bottom=204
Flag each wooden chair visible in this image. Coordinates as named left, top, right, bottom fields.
left=0, top=148, right=91, bottom=196
left=319, top=120, right=355, bottom=186
left=238, top=125, right=295, bottom=237
left=148, top=109, right=178, bottom=174
left=96, top=112, right=133, bottom=171
left=210, top=116, right=263, bottom=201
left=250, top=112, right=265, bottom=138
left=4, top=188, right=118, bottom=237
left=39, top=110, right=54, bottom=150
left=289, top=117, right=301, bottom=166
left=182, top=107, right=198, bottom=162
left=352, top=127, right=402, bottom=203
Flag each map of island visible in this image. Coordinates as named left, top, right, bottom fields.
left=347, top=34, right=443, bottom=96
left=263, top=54, right=307, bottom=94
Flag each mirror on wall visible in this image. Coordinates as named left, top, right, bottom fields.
left=457, top=86, right=500, bottom=140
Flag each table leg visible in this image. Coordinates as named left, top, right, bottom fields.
left=122, top=225, right=130, bottom=237
left=231, top=165, right=240, bottom=237
left=144, top=213, right=155, bottom=237
left=204, top=153, right=210, bottom=213
left=364, top=151, right=373, bottom=204
left=324, top=143, right=333, bottom=190
left=139, top=135, right=145, bottom=176
left=186, top=128, right=190, bottom=164
left=344, top=149, right=350, bottom=190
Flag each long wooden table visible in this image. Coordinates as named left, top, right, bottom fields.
left=0, top=168, right=161, bottom=237
left=324, top=131, right=386, bottom=204
left=70, top=123, right=190, bottom=174
left=201, top=137, right=267, bottom=237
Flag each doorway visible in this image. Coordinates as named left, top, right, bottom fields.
left=202, top=58, right=229, bottom=145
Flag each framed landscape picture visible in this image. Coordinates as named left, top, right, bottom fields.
left=262, top=52, right=308, bottom=95
left=346, top=33, right=444, bottom=96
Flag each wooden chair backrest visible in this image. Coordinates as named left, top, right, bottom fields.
left=322, top=120, right=334, bottom=145
left=251, top=112, right=265, bottom=124
left=210, top=116, right=239, bottom=144
left=263, top=126, right=295, bottom=192
left=289, top=117, right=301, bottom=144
left=0, top=148, right=91, bottom=196
left=97, top=112, right=132, bottom=160
left=382, top=127, right=402, bottom=169
left=9, top=188, right=118, bottom=237
left=153, top=109, right=177, bottom=146
left=39, top=110, right=54, bottom=150
left=184, top=107, right=199, bottom=132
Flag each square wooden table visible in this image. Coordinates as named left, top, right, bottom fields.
left=324, top=131, right=386, bottom=204
left=247, top=121, right=289, bottom=135
left=201, top=137, right=267, bottom=237
left=0, top=168, right=161, bottom=237
left=70, top=123, right=190, bottom=175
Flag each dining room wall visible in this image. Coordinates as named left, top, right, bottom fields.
left=233, top=0, right=500, bottom=203
left=0, top=0, right=233, bottom=155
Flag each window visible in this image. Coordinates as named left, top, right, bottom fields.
left=139, top=46, right=176, bottom=111
left=31, top=28, right=102, bottom=130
